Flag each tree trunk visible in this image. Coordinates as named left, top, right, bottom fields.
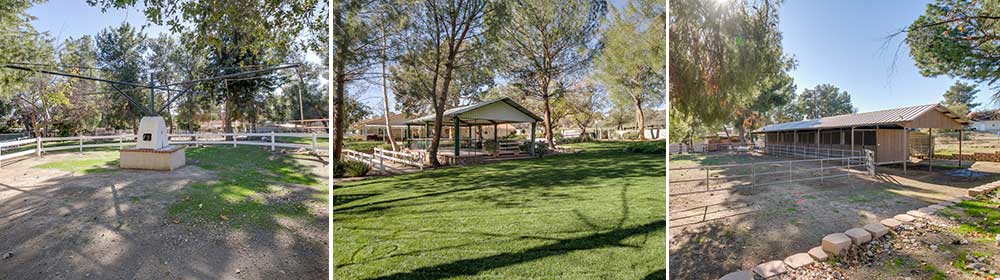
left=333, top=71, right=346, bottom=161
left=633, top=95, right=646, bottom=140
left=223, top=97, right=233, bottom=140
left=380, top=22, right=397, bottom=151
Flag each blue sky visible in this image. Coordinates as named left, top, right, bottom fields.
left=25, top=1, right=319, bottom=66
left=27, top=1, right=167, bottom=43
left=778, top=0, right=996, bottom=113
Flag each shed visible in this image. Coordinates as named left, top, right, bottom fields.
left=752, top=104, right=970, bottom=165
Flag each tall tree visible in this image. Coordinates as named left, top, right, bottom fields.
left=332, top=0, right=379, bottom=160
left=493, top=0, right=605, bottom=145
left=393, top=0, right=492, bottom=166
left=669, top=0, right=789, bottom=142
left=736, top=73, right=795, bottom=142
left=564, top=78, right=607, bottom=138
left=905, top=0, right=1000, bottom=101
left=941, top=81, right=980, bottom=116
left=95, top=23, right=148, bottom=132
left=797, top=84, right=855, bottom=119
left=596, top=0, right=664, bottom=140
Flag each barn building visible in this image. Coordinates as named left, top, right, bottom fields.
left=753, top=104, right=970, bottom=165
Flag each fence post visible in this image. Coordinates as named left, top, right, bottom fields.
left=79, top=133, right=83, bottom=152
left=232, top=133, right=237, bottom=147
left=705, top=168, right=710, bottom=192
left=270, top=131, right=275, bottom=151
left=36, top=136, right=41, bottom=157
left=119, top=135, right=123, bottom=150
left=311, top=132, right=317, bottom=153
left=820, top=159, right=824, bottom=183
left=750, top=162, right=755, bottom=188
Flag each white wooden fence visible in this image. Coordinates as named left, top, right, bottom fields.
left=0, top=132, right=328, bottom=166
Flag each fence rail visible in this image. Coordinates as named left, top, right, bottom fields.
left=0, top=132, right=327, bottom=165
left=668, top=148, right=874, bottom=227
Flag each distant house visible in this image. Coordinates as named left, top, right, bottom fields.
left=349, top=113, right=419, bottom=141
left=969, top=110, right=1000, bottom=132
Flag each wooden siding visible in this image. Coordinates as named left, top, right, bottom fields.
left=876, top=129, right=906, bottom=163
left=905, top=109, right=965, bottom=129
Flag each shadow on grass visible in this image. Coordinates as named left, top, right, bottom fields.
left=369, top=220, right=665, bottom=280
left=168, top=146, right=325, bottom=228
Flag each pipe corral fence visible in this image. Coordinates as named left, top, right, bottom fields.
left=0, top=132, right=328, bottom=167
left=669, top=145, right=874, bottom=227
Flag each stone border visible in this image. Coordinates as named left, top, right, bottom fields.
left=719, top=181, right=994, bottom=279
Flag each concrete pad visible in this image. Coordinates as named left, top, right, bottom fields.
left=808, top=246, right=829, bottom=261
left=120, top=146, right=186, bottom=171
left=752, top=260, right=787, bottom=278
left=863, top=223, right=889, bottom=238
left=907, top=210, right=928, bottom=218
left=822, top=233, right=852, bottom=255
left=881, top=218, right=903, bottom=228
left=783, top=253, right=814, bottom=269
left=845, top=228, right=872, bottom=244
left=720, top=270, right=753, bottom=280
left=895, top=214, right=917, bottom=222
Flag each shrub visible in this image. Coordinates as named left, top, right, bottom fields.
left=343, top=160, right=371, bottom=177
left=345, top=135, right=365, bottom=142
left=623, top=141, right=666, bottom=154
left=484, top=140, right=497, bottom=153
left=519, top=141, right=549, bottom=155
left=332, top=160, right=346, bottom=178
left=622, top=131, right=640, bottom=140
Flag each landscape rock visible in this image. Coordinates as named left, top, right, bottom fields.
left=907, top=210, right=928, bottom=218
left=845, top=228, right=873, bottom=244
left=719, top=270, right=752, bottom=280
left=783, top=253, right=814, bottom=269
left=880, top=218, right=903, bottom=228
left=752, top=260, right=788, bottom=278
left=863, top=223, right=889, bottom=238
left=822, top=233, right=852, bottom=255
left=808, top=246, right=829, bottom=261
left=894, top=214, right=916, bottom=223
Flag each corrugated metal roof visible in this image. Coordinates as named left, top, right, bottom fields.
left=754, top=104, right=970, bottom=133
left=405, top=97, right=543, bottom=124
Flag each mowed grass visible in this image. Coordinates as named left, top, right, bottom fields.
left=333, top=141, right=665, bottom=279
left=32, top=151, right=119, bottom=174
left=277, top=135, right=329, bottom=146
left=168, top=146, right=327, bottom=228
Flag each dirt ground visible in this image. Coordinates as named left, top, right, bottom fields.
left=668, top=152, right=1000, bottom=279
left=0, top=151, right=328, bottom=279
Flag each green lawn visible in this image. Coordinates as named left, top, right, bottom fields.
left=31, top=146, right=327, bottom=229
left=32, top=151, right=119, bottom=174
left=277, top=136, right=329, bottom=146
left=168, top=146, right=327, bottom=228
left=333, top=141, right=665, bottom=279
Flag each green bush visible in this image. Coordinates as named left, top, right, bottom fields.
left=519, top=141, right=549, bottom=155
left=622, top=131, right=640, bottom=140
left=623, top=141, right=666, bottom=154
left=484, top=140, right=497, bottom=153
left=332, top=160, right=346, bottom=178
left=345, top=135, right=365, bottom=142
left=343, top=160, right=371, bottom=177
